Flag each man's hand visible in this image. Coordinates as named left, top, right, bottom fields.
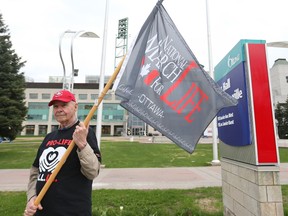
left=73, top=122, right=88, bottom=151
left=24, top=196, right=43, bottom=216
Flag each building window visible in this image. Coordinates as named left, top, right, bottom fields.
left=286, top=76, right=288, bottom=83
left=114, top=115, right=123, bottom=121
left=79, top=94, right=88, bottom=100
left=51, top=125, right=59, bottom=132
left=39, top=125, right=48, bottom=135
left=104, top=115, right=113, bottom=120
left=115, top=95, right=122, bottom=101
left=42, top=93, right=51, bottom=99
left=27, top=102, right=49, bottom=121
left=77, top=103, right=97, bottom=121
left=102, top=103, right=125, bottom=122
left=25, top=125, right=35, bottom=135
left=102, top=125, right=111, bottom=135
left=104, top=103, right=124, bottom=110
left=104, top=93, right=112, bottom=100
left=91, top=94, right=98, bottom=100
left=29, top=93, right=38, bottom=99
left=85, top=105, right=93, bottom=110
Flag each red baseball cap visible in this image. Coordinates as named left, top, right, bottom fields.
left=48, top=90, right=76, bottom=106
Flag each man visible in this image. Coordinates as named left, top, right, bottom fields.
left=24, top=89, right=101, bottom=216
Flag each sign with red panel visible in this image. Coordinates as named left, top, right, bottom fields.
left=215, top=39, right=279, bottom=165
left=246, top=43, right=278, bottom=164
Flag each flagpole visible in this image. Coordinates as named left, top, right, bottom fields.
left=33, top=56, right=125, bottom=207
left=205, top=0, right=220, bottom=165
left=96, top=0, right=110, bottom=149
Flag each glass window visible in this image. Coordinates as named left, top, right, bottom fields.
left=91, top=94, right=98, bottom=100
left=25, top=125, right=35, bottom=135
left=104, top=94, right=112, bottom=100
left=102, top=104, right=125, bottom=122
left=115, top=95, right=122, bottom=101
left=42, top=93, right=51, bottom=99
left=103, top=103, right=124, bottom=110
left=51, top=125, right=59, bottom=132
left=27, top=102, right=49, bottom=121
left=39, top=125, right=48, bottom=135
left=77, top=103, right=97, bottom=121
left=102, top=126, right=111, bottom=135
left=29, top=93, right=38, bottom=99
left=78, top=103, right=93, bottom=110
left=79, top=94, right=88, bottom=100
left=114, top=115, right=124, bottom=121
left=85, top=104, right=93, bottom=110
left=77, top=103, right=124, bottom=122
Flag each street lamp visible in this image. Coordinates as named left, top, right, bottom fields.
left=59, top=30, right=99, bottom=92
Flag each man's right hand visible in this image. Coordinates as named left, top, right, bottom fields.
left=23, top=196, right=43, bottom=216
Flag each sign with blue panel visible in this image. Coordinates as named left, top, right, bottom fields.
left=215, top=39, right=265, bottom=146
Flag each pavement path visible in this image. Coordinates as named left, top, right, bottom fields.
left=0, top=163, right=287, bottom=192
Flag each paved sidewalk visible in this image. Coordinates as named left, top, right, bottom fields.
left=0, top=163, right=287, bottom=192
left=92, top=166, right=222, bottom=190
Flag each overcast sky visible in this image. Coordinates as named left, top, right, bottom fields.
left=1, top=0, right=288, bottom=83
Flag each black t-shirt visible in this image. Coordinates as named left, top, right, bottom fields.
left=33, top=121, right=101, bottom=216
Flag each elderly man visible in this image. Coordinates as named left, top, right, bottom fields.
left=24, top=89, right=101, bottom=216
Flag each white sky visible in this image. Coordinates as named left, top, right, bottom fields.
left=1, top=0, right=288, bottom=82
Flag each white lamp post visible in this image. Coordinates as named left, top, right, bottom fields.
left=205, top=0, right=220, bottom=165
left=59, top=30, right=99, bottom=92
left=96, top=0, right=110, bottom=149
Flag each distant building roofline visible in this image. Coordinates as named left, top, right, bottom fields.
left=25, top=82, right=115, bottom=90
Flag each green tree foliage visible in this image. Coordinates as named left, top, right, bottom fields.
left=0, top=14, right=27, bottom=141
left=275, top=97, right=288, bottom=139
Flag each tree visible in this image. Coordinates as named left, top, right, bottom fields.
left=0, top=13, right=27, bottom=141
left=274, top=97, right=288, bottom=139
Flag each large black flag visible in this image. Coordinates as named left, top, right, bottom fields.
left=115, top=1, right=237, bottom=153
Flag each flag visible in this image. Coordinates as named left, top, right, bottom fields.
left=115, top=1, right=237, bottom=153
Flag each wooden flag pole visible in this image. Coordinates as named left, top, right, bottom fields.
left=34, top=55, right=125, bottom=206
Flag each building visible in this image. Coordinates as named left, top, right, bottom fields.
left=270, top=58, right=288, bottom=106
left=23, top=82, right=126, bottom=136
left=22, top=58, right=287, bottom=138
left=48, top=76, right=64, bottom=83
left=85, top=75, right=111, bottom=84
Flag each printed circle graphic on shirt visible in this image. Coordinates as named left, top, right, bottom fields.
left=39, top=147, right=66, bottom=173
left=47, top=151, right=58, bottom=163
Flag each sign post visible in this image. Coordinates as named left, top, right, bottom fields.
left=215, top=39, right=283, bottom=215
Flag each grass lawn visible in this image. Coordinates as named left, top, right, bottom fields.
left=1, top=186, right=287, bottom=216
left=0, top=137, right=287, bottom=169
left=0, top=188, right=224, bottom=216
left=0, top=139, right=217, bottom=169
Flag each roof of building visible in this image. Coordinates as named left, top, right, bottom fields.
left=25, top=82, right=114, bottom=89
left=272, top=58, right=288, bottom=67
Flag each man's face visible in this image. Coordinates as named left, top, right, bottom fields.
left=52, top=101, right=78, bottom=125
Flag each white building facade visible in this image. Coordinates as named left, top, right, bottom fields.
left=23, top=82, right=126, bottom=136
left=270, top=58, right=288, bottom=105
